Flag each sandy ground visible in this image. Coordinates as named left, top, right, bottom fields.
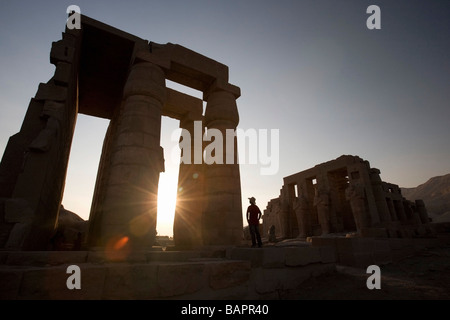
left=281, top=245, right=450, bottom=300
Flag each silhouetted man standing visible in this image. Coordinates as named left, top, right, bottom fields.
left=246, top=197, right=262, bottom=248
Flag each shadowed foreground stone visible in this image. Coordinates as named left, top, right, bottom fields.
left=2, top=235, right=450, bottom=299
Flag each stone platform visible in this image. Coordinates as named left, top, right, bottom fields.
left=0, top=244, right=335, bottom=300
left=1, top=235, right=450, bottom=300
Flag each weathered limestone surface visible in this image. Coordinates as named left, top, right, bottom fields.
left=310, top=235, right=449, bottom=268
left=2, top=234, right=450, bottom=299
left=263, top=155, right=434, bottom=241
left=0, top=15, right=242, bottom=251
left=0, top=32, right=81, bottom=250
left=0, top=246, right=330, bottom=300
left=3, top=235, right=449, bottom=299
left=203, top=90, right=243, bottom=246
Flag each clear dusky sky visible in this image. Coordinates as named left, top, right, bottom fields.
left=0, top=0, right=449, bottom=236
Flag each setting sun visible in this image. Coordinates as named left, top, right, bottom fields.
left=156, top=169, right=179, bottom=237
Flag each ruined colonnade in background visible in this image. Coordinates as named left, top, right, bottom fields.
left=263, top=155, right=432, bottom=240
left=0, top=16, right=243, bottom=250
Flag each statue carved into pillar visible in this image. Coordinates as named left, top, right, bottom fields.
left=293, top=191, right=309, bottom=238
left=345, top=182, right=369, bottom=233
left=313, top=188, right=331, bottom=235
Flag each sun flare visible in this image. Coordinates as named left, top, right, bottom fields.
left=157, top=172, right=179, bottom=237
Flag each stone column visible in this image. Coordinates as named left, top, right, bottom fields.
left=415, top=200, right=430, bottom=224
left=173, top=114, right=204, bottom=248
left=89, top=61, right=166, bottom=249
left=403, top=199, right=414, bottom=220
left=345, top=182, right=370, bottom=233
left=369, top=168, right=391, bottom=223
left=293, top=192, right=310, bottom=238
left=1, top=32, right=81, bottom=250
left=313, top=188, right=331, bottom=235
left=393, top=200, right=407, bottom=222
left=415, top=199, right=433, bottom=234
left=203, top=89, right=242, bottom=245
left=386, top=198, right=397, bottom=221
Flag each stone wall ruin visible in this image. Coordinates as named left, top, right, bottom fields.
left=263, top=155, right=433, bottom=240
left=0, top=16, right=243, bottom=251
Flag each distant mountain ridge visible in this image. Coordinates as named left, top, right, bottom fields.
left=401, top=173, right=450, bottom=222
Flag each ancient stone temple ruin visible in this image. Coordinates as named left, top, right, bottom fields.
left=263, top=155, right=432, bottom=240
left=0, top=15, right=243, bottom=251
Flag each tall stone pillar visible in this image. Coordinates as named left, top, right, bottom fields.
left=415, top=200, right=429, bottom=224
left=88, top=61, right=166, bottom=249
left=0, top=31, right=81, bottom=250
left=293, top=191, right=310, bottom=238
left=393, top=200, right=407, bottom=222
left=203, top=89, right=242, bottom=245
left=415, top=199, right=432, bottom=234
left=369, top=168, right=391, bottom=223
left=345, top=182, right=370, bottom=233
left=313, top=188, right=331, bottom=235
left=173, top=115, right=204, bottom=248
left=386, top=198, right=397, bottom=221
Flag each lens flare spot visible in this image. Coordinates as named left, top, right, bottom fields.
left=105, top=235, right=131, bottom=261
left=113, top=236, right=129, bottom=250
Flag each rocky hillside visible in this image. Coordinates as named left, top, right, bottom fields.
left=402, top=174, right=450, bottom=222
left=57, top=205, right=88, bottom=244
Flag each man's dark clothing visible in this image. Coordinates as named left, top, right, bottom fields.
left=247, top=204, right=261, bottom=225
left=247, top=204, right=262, bottom=247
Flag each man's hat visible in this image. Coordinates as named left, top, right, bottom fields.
left=248, top=197, right=256, bottom=203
